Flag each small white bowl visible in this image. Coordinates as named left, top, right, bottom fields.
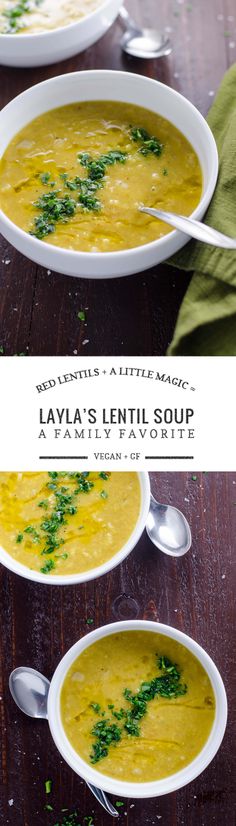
left=0, top=472, right=150, bottom=585
left=0, top=0, right=122, bottom=67
left=0, top=70, right=218, bottom=279
left=48, top=620, right=227, bottom=798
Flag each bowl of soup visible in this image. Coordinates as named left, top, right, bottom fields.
left=0, top=0, right=122, bottom=67
left=0, top=70, right=218, bottom=278
left=47, top=620, right=227, bottom=797
left=0, top=471, right=150, bottom=584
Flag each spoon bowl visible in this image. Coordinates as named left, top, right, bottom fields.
left=121, top=28, right=172, bottom=59
left=9, top=666, right=50, bottom=719
left=146, top=495, right=191, bottom=556
left=9, top=666, right=118, bottom=817
left=118, top=6, right=172, bottom=59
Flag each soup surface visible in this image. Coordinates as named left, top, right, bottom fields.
left=0, top=0, right=102, bottom=34
left=61, top=631, right=215, bottom=783
left=0, top=472, right=140, bottom=575
left=0, top=101, right=202, bottom=252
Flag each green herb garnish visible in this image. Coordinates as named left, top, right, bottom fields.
left=32, top=190, right=77, bottom=240
left=31, top=150, right=127, bottom=239
left=24, top=525, right=40, bottom=543
left=90, top=654, right=187, bottom=763
left=41, top=559, right=55, bottom=574
left=31, top=127, right=163, bottom=241
left=45, top=778, right=52, bottom=794
left=2, top=0, right=44, bottom=32
left=130, top=126, right=163, bottom=157
left=90, top=703, right=101, bottom=714
left=15, top=472, right=104, bottom=574
left=40, top=172, right=52, bottom=185
left=100, top=490, right=108, bottom=499
left=90, top=719, right=122, bottom=763
left=78, top=311, right=86, bottom=321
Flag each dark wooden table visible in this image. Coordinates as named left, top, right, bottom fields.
left=0, top=0, right=236, bottom=356
left=0, top=471, right=236, bottom=826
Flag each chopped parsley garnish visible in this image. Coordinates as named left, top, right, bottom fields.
left=30, top=127, right=163, bottom=240
left=89, top=654, right=187, bottom=763
left=32, top=191, right=77, bottom=240
left=130, top=126, right=163, bottom=157
left=90, top=703, right=101, bottom=714
left=90, top=719, right=122, bottom=763
left=45, top=778, right=52, bottom=794
left=86, top=618, right=94, bottom=625
left=40, top=559, right=55, bottom=574
left=31, top=150, right=127, bottom=239
left=2, top=0, right=43, bottom=33
left=24, top=525, right=40, bottom=543
left=51, top=809, right=94, bottom=826
left=77, top=311, right=86, bottom=322
left=15, top=472, right=111, bottom=574
left=40, top=172, right=52, bottom=185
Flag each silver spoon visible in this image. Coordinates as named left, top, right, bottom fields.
left=118, top=6, right=172, bottom=59
left=140, top=206, right=236, bottom=249
left=9, top=667, right=118, bottom=818
left=146, top=494, right=191, bottom=556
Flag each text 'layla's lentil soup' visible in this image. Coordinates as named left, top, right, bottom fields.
left=0, top=472, right=141, bottom=575
left=0, top=101, right=202, bottom=253
left=61, top=631, right=215, bottom=783
left=0, top=0, right=102, bottom=35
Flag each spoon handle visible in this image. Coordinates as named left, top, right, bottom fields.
left=118, top=5, right=139, bottom=31
left=140, top=206, right=236, bottom=249
left=87, top=783, right=118, bottom=816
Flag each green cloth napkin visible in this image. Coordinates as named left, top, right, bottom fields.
left=167, top=63, right=236, bottom=355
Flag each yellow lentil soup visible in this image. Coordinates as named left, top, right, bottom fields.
left=0, top=0, right=102, bottom=35
left=0, top=101, right=202, bottom=253
left=0, top=472, right=141, bottom=576
left=60, top=631, right=215, bottom=783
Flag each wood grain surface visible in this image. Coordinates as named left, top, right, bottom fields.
left=0, top=471, right=236, bottom=825
left=0, top=0, right=236, bottom=356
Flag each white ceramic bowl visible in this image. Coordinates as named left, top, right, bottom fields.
left=0, top=70, right=218, bottom=279
left=0, top=0, right=122, bottom=67
left=48, top=620, right=227, bottom=798
left=0, top=471, right=150, bottom=585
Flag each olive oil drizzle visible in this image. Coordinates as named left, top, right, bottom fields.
left=89, top=655, right=187, bottom=764
left=15, top=471, right=110, bottom=574
left=30, top=126, right=164, bottom=240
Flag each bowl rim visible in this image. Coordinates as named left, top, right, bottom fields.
left=0, top=471, right=150, bottom=585
left=48, top=619, right=228, bottom=798
left=0, top=70, right=219, bottom=263
left=0, top=0, right=118, bottom=40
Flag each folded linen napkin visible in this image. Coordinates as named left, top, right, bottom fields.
left=167, top=63, right=236, bottom=355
